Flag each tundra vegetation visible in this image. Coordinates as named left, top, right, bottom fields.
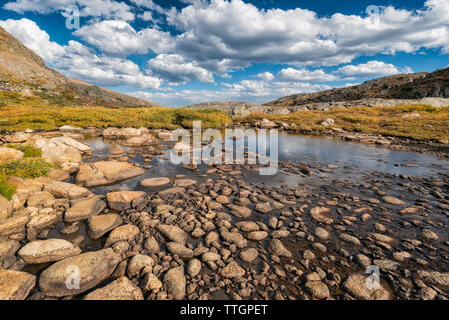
left=236, top=104, right=449, bottom=141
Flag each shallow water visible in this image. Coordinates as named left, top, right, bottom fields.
left=83, top=131, right=449, bottom=193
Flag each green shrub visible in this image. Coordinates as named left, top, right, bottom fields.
left=0, top=159, right=57, bottom=179
left=0, top=176, right=16, bottom=200
left=4, top=144, right=42, bottom=158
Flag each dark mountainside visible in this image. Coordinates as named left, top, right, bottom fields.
left=268, top=68, right=449, bottom=108
left=0, top=26, right=158, bottom=108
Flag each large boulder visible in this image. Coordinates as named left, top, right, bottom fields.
left=65, top=196, right=106, bottom=222
left=83, top=276, right=143, bottom=300
left=44, top=181, right=91, bottom=200
left=18, top=239, right=81, bottom=264
left=106, top=191, right=146, bottom=211
left=0, top=147, right=24, bottom=164
left=0, top=270, right=36, bottom=300
left=76, top=161, right=146, bottom=187
left=39, top=248, right=121, bottom=297
left=0, top=214, right=30, bottom=236
left=28, top=136, right=92, bottom=172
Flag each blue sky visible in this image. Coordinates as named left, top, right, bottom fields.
left=0, top=0, right=448, bottom=107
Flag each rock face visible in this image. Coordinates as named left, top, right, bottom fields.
left=0, top=270, right=36, bottom=300
left=83, top=276, right=143, bottom=300
left=65, top=196, right=106, bottom=222
left=343, top=274, right=391, bottom=300
left=88, top=214, right=123, bottom=240
left=39, top=248, right=121, bottom=297
left=164, top=266, right=186, bottom=300
left=76, top=161, right=146, bottom=187
left=18, top=239, right=81, bottom=264
left=106, top=191, right=146, bottom=211
left=0, top=147, right=24, bottom=163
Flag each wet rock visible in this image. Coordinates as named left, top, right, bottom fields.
left=420, top=229, right=439, bottom=241
left=0, top=270, right=35, bottom=300
left=255, top=202, right=272, bottom=214
left=310, top=207, right=333, bottom=225
left=382, top=196, right=406, bottom=205
left=187, top=259, right=202, bottom=278
left=76, top=161, right=146, bottom=187
left=144, top=236, right=160, bottom=254
left=417, top=271, right=449, bottom=287
left=305, top=281, right=330, bottom=299
left=0, top=215, right=30, bottom=236
left=83, top=276, right=143, bottom=300
left=106, top=144, right=125, bottom=155
left=158, top=187, right=185, bottom=198
left=0, top=147, right=24, bottom=164
left=164, top=266, right=186, bottom=300
left=220, top=229, right=247, bottom=248
left=240, top=248, right=258, bottom=263
left=268, top=239, right=292, bottom=258
left=65, top=196, right=106, bottom=222
left=39, top=248, right=121, bottom=297
left=127, top=255, right=154, bottom=277
left=0, top=195, right=13, bottom=220
left=247, top=231, right=268, bottom=241
left=167, top=242, right=194, bottom=259
left=88, top=214, right=123, bottom=240
left=374, top=259, right=399, bottom=272
left=106, top=191, right=146, bottom=211
left=44, top=182, right=91, bottom=200
left=140, top=177, right=170, bottom=187
left=314, top=227, right=330, bottom=240
left=343, top=274, right=391, bottom=300
left=227, top=205, right=252, bottom=218
left=174, top=179, right=197, bottom=187
left=105, top=224, right=140, bottom=247
left=158, top=224, right=188, bottom=244
left=220, top=261, right=245, bottom=279
left=18, top=239, right=81, bottom=264
left=339, top=234, right=361, bottom=246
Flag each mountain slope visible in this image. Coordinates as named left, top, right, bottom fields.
left=0, top=26, right=158, bottom=108
left=267, top=68, right=449, bottom=108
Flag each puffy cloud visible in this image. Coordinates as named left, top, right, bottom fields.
left=255, top=72, right=275, bottom=81
left=165, top=0, right=449, bottom=73
left=277, top=68, right=338, bottom=82
left=74, top=20, right=176, bottom=56
left=147, top=54, right=214, bottom=84
left=3, top=0, right=135, bottom=20
left=0, top=18, right=64, bottom=62
left=336, top=61, right=408, bottom=78
left=0, top=18, right=162, bottom=89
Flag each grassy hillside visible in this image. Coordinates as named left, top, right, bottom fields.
left=0, top=92, right=231, bottom=131
left=236, top=104, right=449, bottom=141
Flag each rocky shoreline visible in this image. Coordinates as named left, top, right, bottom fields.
left=0, top=126, right=448, bottom=300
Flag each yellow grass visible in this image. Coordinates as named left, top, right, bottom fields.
left=235, top=104, right=449, bottom=141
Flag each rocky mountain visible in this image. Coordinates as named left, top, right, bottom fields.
left=0, top=26, right=157, bottom=108
left=268, top=68, right=449, bottom=108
